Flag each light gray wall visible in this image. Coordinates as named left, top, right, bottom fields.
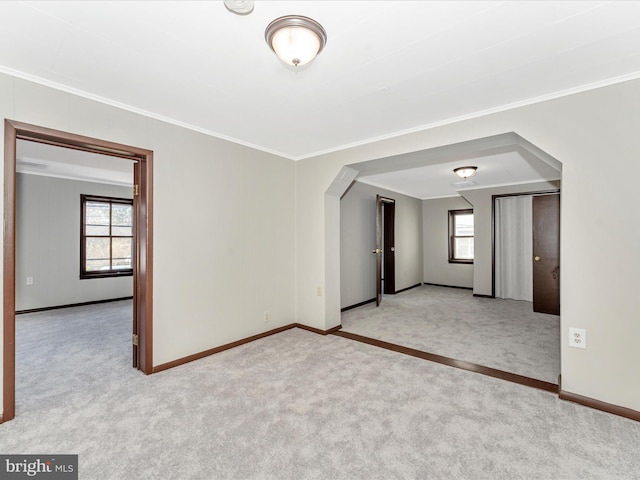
left=1, top=72, right=296, bottom=415
left=340, top=181, right=423, bottom=309
left=2, top=68, right=640, bottom=417
left=460, top=181, right=560, bottom=295
left=296, top=78, right=640, bottom=413
left=16, top=173, right=133, bottom=310
left=422, top=196, right=473, bottom=288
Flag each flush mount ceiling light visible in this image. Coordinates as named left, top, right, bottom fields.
left=453, top=166, right=478, bottom=180
left=265, top=15, right=327, bottom=67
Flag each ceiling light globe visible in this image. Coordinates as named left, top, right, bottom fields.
left=266, top=16, right=327, bottom=67
left=453, top=166, right=478, bottom=179
left=271, top=26, right=321, bottom=66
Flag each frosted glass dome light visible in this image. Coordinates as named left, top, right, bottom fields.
left=265, top=16, right=327, bottom=67
left=453, top=166, right=478, bottom=180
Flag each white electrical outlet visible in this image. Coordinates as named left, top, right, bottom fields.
left=26, top=277, right=34, bottom=285
left=569, top=328, right=586, bottom=349
left=264, top=312, right=269, bottom=323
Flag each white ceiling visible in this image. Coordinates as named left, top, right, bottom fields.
left=16, top=140, right=134, bottom=186
left=359, top=150, right=560, bottom=199
left=2, top=1, right=638, bottom=193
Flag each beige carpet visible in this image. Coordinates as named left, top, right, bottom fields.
left=3, top=301, right=639, bottom=479
left=341, top=285, right=560, bottom=384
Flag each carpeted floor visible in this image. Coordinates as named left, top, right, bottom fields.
left=2, top=301, right=639, bottom=479
left=341, top=285, right=560, bottom=384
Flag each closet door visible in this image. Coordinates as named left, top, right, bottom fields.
left=495, top=196, right=532, bottom=301
left=532, top=194, right=560, bottom=315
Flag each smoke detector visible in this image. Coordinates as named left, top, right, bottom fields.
left=224, top=0, right=254, bottom=15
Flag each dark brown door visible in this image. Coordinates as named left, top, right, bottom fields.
left=383, top=200, right=396, bottom=294
left=374, top=195, right=383, bottom=306
left=532, top=194, right=560, bottom=314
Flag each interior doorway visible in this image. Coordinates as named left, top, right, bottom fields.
left=335, top=133, right=563, bottom=388
left=3, top=120, right=153, bottom=423
left=382, top=198, right=396, bottom=295
left=492, top=190, right=560, bottom=314
left=375, top=195, right=395, bottom=306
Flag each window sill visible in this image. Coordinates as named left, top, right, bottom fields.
left=80, top=271, right=133, bottom=280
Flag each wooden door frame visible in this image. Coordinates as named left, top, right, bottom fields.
left=375, top=195, right=383, bottom=306
left=382, top=199, right=396, bottom=294
left=2, top=120, right=153, bottom=423
left=375, top=195, right=395, bottom=306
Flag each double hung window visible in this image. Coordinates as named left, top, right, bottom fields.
left=81, top=195, right=133, bottom=278
left=449, top=209, right=474, bottom=263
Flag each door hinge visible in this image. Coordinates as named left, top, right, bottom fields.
left=133, top=184, right=139, bottom=196
left=132, top=334, right=139, bottom=346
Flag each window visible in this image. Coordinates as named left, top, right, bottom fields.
left=449, top=209, right=474, bottom=263
left=81, top=195, right=133, bottom=279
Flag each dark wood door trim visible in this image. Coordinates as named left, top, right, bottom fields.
left=382, top=199, right=395, bottom=294
left=2, top=119, right=154, bottom=423
left=375, top=195, right=395, bottom=305
left=3, top=121, right=16, bottom=424
left=375, top=195, right=383, bottom=306
left=132, top=162, right=140, bottom=369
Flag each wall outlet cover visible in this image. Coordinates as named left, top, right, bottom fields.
left=569, top=327, right=586, bottom=349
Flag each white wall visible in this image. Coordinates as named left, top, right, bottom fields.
left=460, top=181, right=560, bottom=295
left=1, top=73, right=296, bottom=415
left=422, top=196, right=473, bottom=288
left=340, top=181, right=423, bottom=309
left=16, top=174, right=133, bottom=311
left=296, top=78, right=640, bottom=412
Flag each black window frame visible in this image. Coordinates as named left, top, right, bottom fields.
left=448, top=208, right=474, bottom=264
left=80, top=194, right=134, bottom=279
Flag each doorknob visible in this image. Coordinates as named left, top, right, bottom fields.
left=534, top=256, right=541, bottom=261
left=390, top=246, right=395, bottom=252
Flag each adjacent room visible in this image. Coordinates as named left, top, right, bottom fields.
left=339, top=135, right=562, bottom=386
left=14, top=140, right=136, bottom=415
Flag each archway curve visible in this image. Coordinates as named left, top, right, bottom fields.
left=325, top=131, right=563, bottom=388
left=325, top=131, right=562, bottom=325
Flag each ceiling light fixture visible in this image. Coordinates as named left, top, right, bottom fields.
left=453, top=166, right=478, bottom=180
left=265, top=15, right=327, bottom=67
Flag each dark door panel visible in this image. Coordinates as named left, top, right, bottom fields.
left=383, top=200, right=396, bottom=294
left=375, top=195, right=396, bottom=306
left=532, top=194, right=560, bottom=314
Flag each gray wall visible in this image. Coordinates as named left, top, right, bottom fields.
left=340, top=181, right=423, bottom=308
left=16, top=173, right=134, bottom=311
left=460, top=180, right=560, bottom=295
left=422, top=196, right=473, bottom=288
